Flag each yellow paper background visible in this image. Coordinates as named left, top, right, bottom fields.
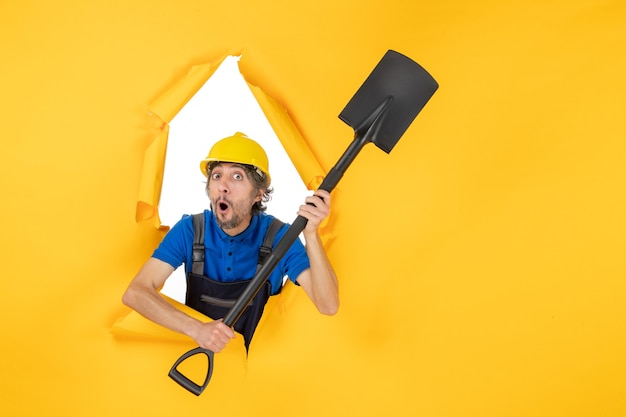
left=1, top=1, right=625, bottom=416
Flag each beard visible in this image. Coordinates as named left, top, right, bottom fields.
left=210, top=191, right=257, bottom=231
left=214, top=207, right=244, bottom=230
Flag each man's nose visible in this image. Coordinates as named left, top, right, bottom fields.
left=217, top=180, right=230, bottom=193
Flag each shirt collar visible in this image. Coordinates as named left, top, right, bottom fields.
left=212, top=212, right=258, bottom=242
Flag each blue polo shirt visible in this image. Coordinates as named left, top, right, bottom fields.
left=152, top=210, right=310, bottom=294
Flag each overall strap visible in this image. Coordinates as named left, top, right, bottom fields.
left=257, top=218, right=284, bottom=272
left=191, top=213, right=205, bottom=275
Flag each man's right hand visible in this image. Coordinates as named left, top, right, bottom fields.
left=190, top=319, right=236, bottom=353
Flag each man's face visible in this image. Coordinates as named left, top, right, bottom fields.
left=207, top=162, right=263, bottom=235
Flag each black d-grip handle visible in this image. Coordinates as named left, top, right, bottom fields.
left=168, top=347, right=214, bottom=396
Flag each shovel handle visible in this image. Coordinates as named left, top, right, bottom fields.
left=168, top=347, right=214, bottom=396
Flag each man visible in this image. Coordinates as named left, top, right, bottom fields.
left=123, top=132, right=339, bottom=353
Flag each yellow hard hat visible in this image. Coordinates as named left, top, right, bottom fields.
left=200, top=132, right=270, bottom=182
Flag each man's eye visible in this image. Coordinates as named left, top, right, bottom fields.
left=233, top=173, right=243, bottom=180
left=211, top=173, right=221, bottom=180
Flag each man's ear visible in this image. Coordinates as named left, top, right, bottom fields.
left=254, top=188, right=264, bottom=203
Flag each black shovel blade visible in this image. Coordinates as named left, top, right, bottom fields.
left=338, top=50, right=439, bottom=153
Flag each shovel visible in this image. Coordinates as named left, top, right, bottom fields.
left=168, top=49, right=439, bottom=395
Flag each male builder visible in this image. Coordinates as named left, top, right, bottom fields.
left=123, top=132, right=339, bottom=352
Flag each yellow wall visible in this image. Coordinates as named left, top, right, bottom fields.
left=1, top=1, right=625, bottom=416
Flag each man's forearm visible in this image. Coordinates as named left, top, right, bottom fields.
left=303, top=230, right=339, bottom=315
left=122, top=281, right=202, bottom=339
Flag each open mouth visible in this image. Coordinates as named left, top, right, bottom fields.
left=217, top=200, right=230, bottom=213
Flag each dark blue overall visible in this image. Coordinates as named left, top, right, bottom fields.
left=185, top=213, right=284, bottom=351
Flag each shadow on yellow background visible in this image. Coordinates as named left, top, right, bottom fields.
left=1, top=1, right=625, bottom=416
